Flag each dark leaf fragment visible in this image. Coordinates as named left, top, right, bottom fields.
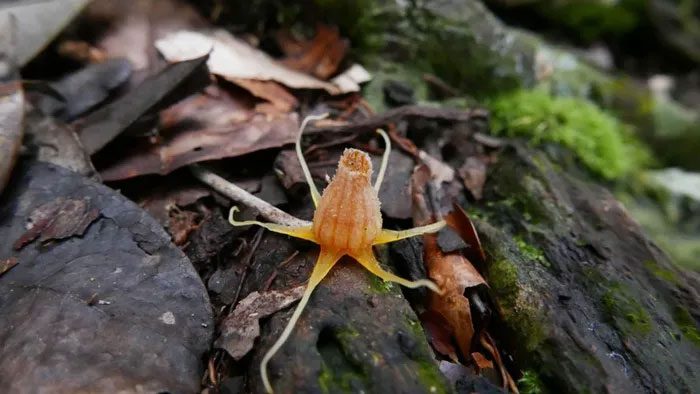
left=33, top=58, right=132, bottom=121
left=0, top=257, right=18, bottom=276
left=13, top=197, right=100, bottom=250
left=216, top=286, right=304, bottom=360
left=78, top=56, right=210, bottom=154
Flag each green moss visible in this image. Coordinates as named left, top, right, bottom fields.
left=489, top=89, right=649, bottom=180
left=489, top=259, right=520, bottom=303
left=518, top=370, right=544, bottom=394
left=336, top=327, right=361, bottom=344
left=515, top=235, right=549, bottom=267
left=415, top=360, right=448, bottom=394
left=487, top=258, right=545, bottom=351
left=673, top=307, right=700, bottom=347
left=318, top=366, right=333, bottom=393
left=367, top=272, right=395, bottom=294
left=643, top=260, right=679, bottom=284
left=600, top=282, right=652, bottom=335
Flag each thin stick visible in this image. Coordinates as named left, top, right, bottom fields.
left=190, top=164, right=310, bottom=228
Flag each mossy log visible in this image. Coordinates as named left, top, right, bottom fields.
left=237, top=140, right=699, bottom=393
left=360, top=0, right=699, bottom=169
left=474, top=145, right=700, bottom=392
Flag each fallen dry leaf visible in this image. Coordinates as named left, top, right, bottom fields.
left=425, top=235, right=485, bottom=358
left=98, top=109, right=298, bottom=181
left=0, top=257, right=18, bottom=277
left=169, top=209, right=201, bottom=246
left=471, top=352, right=494, bottom=371
left=458, top=156, right=488, bottom=200
left=480, top=331, right=518, bottom=393
left=330, top=64, right=372, bottom=93
left=421, top=310, right=459, bottom=361
left=86, top=0, right=206, bottom=73
left=215, top=286, right=305, bottom=360
left=78, top=56, right=210, bottom=155
left=1, top=0, right=90, bottom=66
left=419, top=150, right=455, bottom=185
left=445, top=203, right=487, bottom=266
left=411, top=164, right=486, bottom=360
left=278, top=24, right=348, bottom=79
left=230, top=78, right=298, bottom=112
left=14, top=197, right=100, bottom=250
left=155, top=29, right=359, bottom=94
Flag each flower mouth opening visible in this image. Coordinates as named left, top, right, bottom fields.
left=338, top=148, right=373, bottom=176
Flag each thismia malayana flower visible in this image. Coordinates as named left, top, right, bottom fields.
left=228, top=114, right=445, bottom=393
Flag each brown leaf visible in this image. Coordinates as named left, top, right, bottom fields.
left=98, top=95, right=298, bottom=180
left=279, top=24, right=348, bottom=79
left=169, top=209, right=201, bottom=246
left=215, top=286, right=305, bottom=360
left=0, top=257, right=18, bottom=277
left=411, top=165, right=486, bottom=360
left=137, top=181, right=211, bottom=226
left=425, top=235, right=485, bottom=358
left=230, top=78, right=297, bottom=112
left=155, top=29, right=347, bottom=94
left=480, top=331, right=518, bottom=393
left=14, top=198, right=100, bottom=250
left=86, top=0, right=206, bottom=73
left=471, top=352, right=494, bottom=371
left=445, top=203, right=487, bottom=266
left=458, top=156, right=488, bottom=200
left=421, top=310, right=459, bottom=362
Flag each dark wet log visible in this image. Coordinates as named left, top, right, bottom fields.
left=474, top=144, right=700, bottom=392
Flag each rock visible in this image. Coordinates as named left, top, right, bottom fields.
left=0, top=162, right=213, bottom=393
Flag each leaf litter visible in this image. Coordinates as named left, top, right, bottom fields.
left=3, top=1, right=526, bottom=392
left=216, top=285, right=305, bottom=360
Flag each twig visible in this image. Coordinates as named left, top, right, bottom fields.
left=306, top=104, right=488, bottom=136
left=190, top=164, right=310, bottom=228
left=231, top=228, right=264, bottom=307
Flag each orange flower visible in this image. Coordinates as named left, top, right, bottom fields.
left=229, top=114, right=444, bottom=393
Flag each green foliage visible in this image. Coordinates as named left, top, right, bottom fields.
left=489, top=89, right=649, bottom=180
left=518, top=370, right=544, bottom=394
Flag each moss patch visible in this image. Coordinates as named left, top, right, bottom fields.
left=367, top=272, right=396, bottom=294
left=518, top=369, right=544, bottom=394
left=673, top=307, right=700, bottom=347
left=643, top=260, right=679, bottom=284
left=415, top=360, right=448, bottom=394
left=489, top=89, right=649, bottom=180
left=600, top=282, right=652, bottom=335
left=487, top=258, right=545, bottom=351
left=515, top=235, right=549, bottom=267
